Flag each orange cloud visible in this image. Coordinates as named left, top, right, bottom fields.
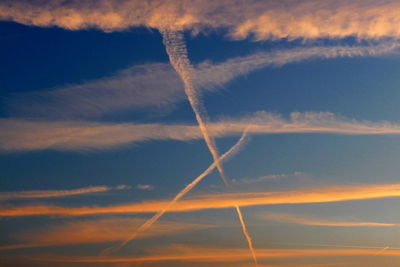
left=2, top=183, right=400, bottom=217
left=0, top=218, right=213, bottom=250
left=28, top=244, right=400, bottom=264
left=2, top=0, right=400, bottom=40
left=236, top=264, right=350, bottom=267
left=262, top=213, right=399, bottom=227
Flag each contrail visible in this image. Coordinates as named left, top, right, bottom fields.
left=161, top=29, right=258, bottom=266
left=375, top=246, right=390, bottom=255
left=270, top=241, right=400, bottom=251
left=160, top=29, right=230, bottom=186
left=235, top=204, right=258, bottom=266
left=101, top=130, right=249, bottom=256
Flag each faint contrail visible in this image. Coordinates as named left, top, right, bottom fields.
left=0, top=185, right=123, bottom=200
left=235, top=204, right=258, bottom=266
left=101, top=130, right=249, bottom=256
left=375, top=246, right=390, bottom=255
left=161, top=29, right=258, bottom=266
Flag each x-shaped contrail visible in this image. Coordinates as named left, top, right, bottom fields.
left=160, top=29, right=258, bottom=265
left=101, top=129, right=249, bottom=256
left=102, top=29, right=258, bottom=266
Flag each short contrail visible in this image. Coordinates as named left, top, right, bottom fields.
left=375, top=246, right=390, bottom=255
left=101, top=130, right=249, bottom=256
left=235, top=204, right=258, bottom=266
left=161, top=29, right=258, bottom=266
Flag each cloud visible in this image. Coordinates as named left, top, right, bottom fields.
left=0, top=119, right=202, bottom=152
left=262, top=213, right=400, bottom=227
left=5, top=42, right=398, bottom=119
left=136, top=184, right=154, bottom=191
left=0, top=185, right=129, bottom=200
left=195, top=42, right=399, bottom=91
left=27, top=244, right=400, bottom=264
left=3, top=182, right=400, bottom=217
left=5, top=63, right=184, bottom=119
left=3, top=1, right=400, bottom=40
left=232, top=172, right=307, bottom=186
left=0, top=218, right=214, bottom=250
left=215, top=263, right=351, bottom=267
left=233, top=264, right=351, bottom=267
left=3, top=111, right=400, bottom=152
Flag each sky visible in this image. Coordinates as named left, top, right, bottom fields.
left=3, top=1, right=400, bottom=266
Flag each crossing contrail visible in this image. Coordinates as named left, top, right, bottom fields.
left=161, top=29, right=230, bottom=186
left=101, top=130, right=249, bottom=256
left=161, top=29, right=258, bottom=266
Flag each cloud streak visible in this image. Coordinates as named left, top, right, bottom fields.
left=0, top=185, right=129, bottom=200
left=262, top=213, right=400, bottom=227
left=6, top=42, right=399, bottom=119
left=28, top=245, right=400, bottom=264
left=3, top=182, right=400, bottom=217
left=0, top=218, right=213, bottom=250
left=5, top=63, right=183, bottom=119
left=3, top=1, right=400, bottom=40
left=3, top=111, right=400, bottom=152
left=137, top=184, right=154, bottom=191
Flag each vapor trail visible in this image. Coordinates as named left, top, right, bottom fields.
left=375, top=246, right=390, bottom=255
left=101, top=130, right=249, bottom=256
left=161, top=29, right=229, bottom=186
left=161, top=29, right=258, bottom=266
left=235, top=205, right=258, bottom=266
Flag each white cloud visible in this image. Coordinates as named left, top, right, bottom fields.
left=136, top=184, right=154, bottom=191
left=262, top=212, right=400, bottom=227
left=0, top=185, right=129, bottom=200
left=2, top=111, right=400, bottom=152
left=5, top=63, right=183, bottom=119
left=232, top=172, right=307, bottom=185
left=6, top=42, right=398, bottom=119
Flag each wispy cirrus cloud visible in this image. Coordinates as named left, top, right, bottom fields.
left=3, top=0, right=400, bottom=40
left=136, top=184, right=154, bottom=191
left=232, top=172, right=307, bottom=186
left=0, top=118, right=201, bottom=152
left=2, top=182, right=400, bottom=217
left=262, top=213, right=400, bottom=227
left=0, top=218, right=214, bottom=250
left=6, top=42, right=398, bottom=119
left=3, top=111, right=400, bottom=152
left=5, top=63, right=183, bottom=119
left=0, top=185, right=130, bottom=200
left=27, top=244, right=400, bottom=264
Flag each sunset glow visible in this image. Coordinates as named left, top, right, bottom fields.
left=2, top=1, right=400, bottom=266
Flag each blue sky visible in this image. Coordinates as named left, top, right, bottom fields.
left=3, top=1, right=400, bottom=266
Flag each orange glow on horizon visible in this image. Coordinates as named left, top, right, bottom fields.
left=2, top=183, right=400, bottom=217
